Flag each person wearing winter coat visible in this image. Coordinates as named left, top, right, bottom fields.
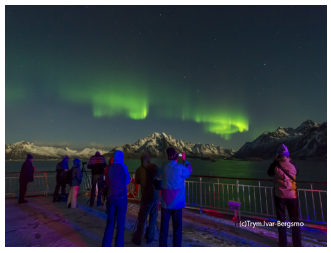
left=159, top=148, right=193, bottom=247
left=53, top=156, right=69, bottom=202
left=267, top=144, right=302, bottom=247
left=103, top=157, right=114, bottom=206
left=132, top=153, right=161, bottom=245
left=67, top=158, right=82, bottom=209
left=18, top=154, right=35, bottom=204
left=102, top=150, right=131, bottom=247
left=87, top=151, right=107, bottom=207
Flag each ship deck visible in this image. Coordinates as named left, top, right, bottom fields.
left=5, top=195, right=327, bottom=247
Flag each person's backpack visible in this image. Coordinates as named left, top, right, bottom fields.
left=64, top=168, right=74, bottom=184
left=144, top=164, right=162, bottom=190
left=277, top=162, right=297, bottom=191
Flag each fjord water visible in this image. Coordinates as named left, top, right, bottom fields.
left=6, top=158, right=327, bottom=183
left=6, top=158, right=327, bottom=222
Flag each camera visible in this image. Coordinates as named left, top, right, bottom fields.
left=82, top=162, right=87, bottom=165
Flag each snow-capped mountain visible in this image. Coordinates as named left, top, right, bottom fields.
left=105, top=132, right=235, bottom=159
left=233, top=120, right=327, bottom=160
left=5, top=141, right=109, bottom=160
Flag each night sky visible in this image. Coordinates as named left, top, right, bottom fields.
left=5, top=5, right=327, bottom=151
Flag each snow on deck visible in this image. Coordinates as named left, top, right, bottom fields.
left=5, top=195, right=326, bottom=247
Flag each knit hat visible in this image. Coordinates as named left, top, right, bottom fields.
left=276, top=144, right=289, bottom=157
left=26, top=154, right=33, bottom=160
left=167, top=147, right=179, bottom=160
left=73, top=158, right=81, bottom=166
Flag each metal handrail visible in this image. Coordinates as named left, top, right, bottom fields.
left=189, top=175, right=327, bottom=185
left=6, top=172, right=327, bottom=185
left=184, top=176, right=327, bottom=224
left=5, top=171, right=57, bottom=174
left=5, top=171, right=327, bottom=224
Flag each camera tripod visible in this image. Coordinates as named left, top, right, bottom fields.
left=81, top=162, right=88, bottom=178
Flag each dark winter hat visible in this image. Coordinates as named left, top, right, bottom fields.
left=167, top=147, right=179, bottom=160
left=95, top=151, right=100, bottom=156
left=73, top=158, right=81, bottom=166
left=276, top=144, right=289, bottom=157
left=26, top=154, right=33, bottom=160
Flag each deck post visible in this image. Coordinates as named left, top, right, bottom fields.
left=200, top=177, right=202, bottom=213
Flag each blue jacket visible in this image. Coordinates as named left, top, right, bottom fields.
left=160, top=160, right=192, bottom=209
left=107, top=150, right=131, bottom=199
left=70, top=158, right=82, bottom=187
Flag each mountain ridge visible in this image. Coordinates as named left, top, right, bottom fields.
left=5, top=119, right=327, bottom=160
left=106, top=132, right=235, bottom=159
left=233, top=120, right=326, bottom=160
left=5, top=141, right=109, bottom=160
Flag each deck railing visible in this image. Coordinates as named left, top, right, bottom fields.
left=184, top=175, right=327, bottom=225
left=5, top=172, right=93, bottom=197
left=5, top=172, right=327, bottom=224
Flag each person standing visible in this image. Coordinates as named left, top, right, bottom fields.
left=18, top=154, right=35, bottom=204
left=103, top=157, right=114, bottom=207
left=87, top=151, right=107, bottom=207
left=102, top=150, right=131, bottom=247
left=267, top=144, right=302, bottom=247
left=53, top=156, right=69, bottom=202
left=67, top=158, right=82, bottom=209
left=159, top=148, right=193, bottom=247
left=132, top=153, right=161, bottom=245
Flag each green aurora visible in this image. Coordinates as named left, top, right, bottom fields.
left=5, top=45, right=250, bottom=140
left=56, top=75, right=249, bottom=140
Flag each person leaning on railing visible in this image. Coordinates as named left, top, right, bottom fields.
left=53, top=156, right=69, bottom=202
left=18, top=154, right=35, bottom=204
left=267, top=144, right=302, bottom=247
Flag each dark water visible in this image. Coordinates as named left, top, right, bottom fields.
left=6, top=158, right=327, bottom=183
left=6, top=159, right=327, bottom=223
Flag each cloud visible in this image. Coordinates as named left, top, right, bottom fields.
left=33, top=141, right=72, bottom=148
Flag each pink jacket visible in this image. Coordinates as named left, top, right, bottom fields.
left=267, top=157, right=298, bottom=199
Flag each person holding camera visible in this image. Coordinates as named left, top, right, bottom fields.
left=102, top=150, right=131, bottom=247
left=87, top=151, right=107, bottom=207
left=18, top=154, right=35, bottom=204
left=159, top=148, right=193, bottom=247
left=67, top=158, right=82, bottom=208
left=132, top=153, right=161, bottom=245
left=53, top=156, right=69, bottom=202
left=267, top=144, right=302, bottom=247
